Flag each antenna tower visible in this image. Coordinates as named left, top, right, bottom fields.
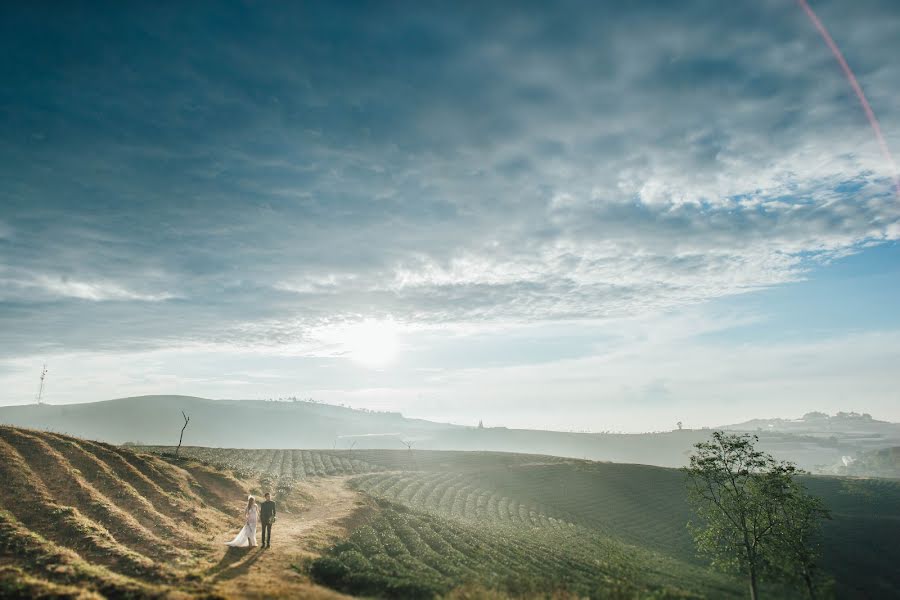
left=36, top=364, right=48, bottom=405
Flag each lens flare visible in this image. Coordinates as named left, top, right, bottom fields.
left=798, top=0, right=900, bottom=199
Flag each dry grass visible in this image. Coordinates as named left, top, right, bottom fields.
left=0, top=426, right=375, bottom=599
left=208, top=477, right=368, bottom=600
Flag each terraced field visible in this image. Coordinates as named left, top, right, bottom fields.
left=348, top=460, right=900, bottom=597
left=351, top=462, right=697, bottom=560
left=136, top=445, right=385, bottom=495
left=36, top=438, right=894, bottom=599
left=311, top=500, right=739, bottom=599
left=136, top=444, right=900, bottom=598
left=0, top=426, right=250, bottom=597
left=138, top=447, right=580, bottom=492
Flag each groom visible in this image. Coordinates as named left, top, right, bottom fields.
left=260, top=492, right=276, bottom=548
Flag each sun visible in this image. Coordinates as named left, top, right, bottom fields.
left=339, top=319, right=400, bottom=368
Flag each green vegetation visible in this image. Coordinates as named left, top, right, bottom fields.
left=132, top=446, right=900, bottom=598
left=685, top=432, right=830, bottom=599
left=351, top=462, right=698, bottom=560
left=4, top=423, right=896, bottom=599
left=332, top=453, right=900, bottom=598
left=136, top=446, right=382, bottom=494
left=309, top=499, right=738, bottom=599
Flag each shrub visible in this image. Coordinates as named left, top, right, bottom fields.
left=309, top=556, right=349, bottom=585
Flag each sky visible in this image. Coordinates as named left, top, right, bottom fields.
left=1, top=0, right=899, bottom=432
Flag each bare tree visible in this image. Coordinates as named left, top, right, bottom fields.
left=175, top=411, right=190, bottom=458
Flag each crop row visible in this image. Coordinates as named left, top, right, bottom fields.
left=351, top=464, right=704, bottom=562
left=340, top=449, right=579, bottom=473
left=467, top=462, right=697, bottom=559
left=352, top=472, right=573, bottom=531
left=309, top=501, right=726, bottom=599
left=138, top=447, right=382, bottom=485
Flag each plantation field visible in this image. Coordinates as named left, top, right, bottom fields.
left=349, top=460, right=900, bottom=597
left=351, top=463, right=698, bottom=561
left=311, top=499, right=740, bottom=599
left=140, top=445, right=900, bottom=598
left=136, top=445, right=384, bottom=494
left=8, top=430, right=890, bottom=599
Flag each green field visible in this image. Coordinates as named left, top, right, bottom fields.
left=143, top=447, right=900, bottom=598
left=311, top=499, right=739, bottom=599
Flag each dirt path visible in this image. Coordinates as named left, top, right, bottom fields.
left=206, top=477, right=368, bottom=599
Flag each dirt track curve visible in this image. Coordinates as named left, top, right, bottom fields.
left=207, top=477, right=367, bottom=599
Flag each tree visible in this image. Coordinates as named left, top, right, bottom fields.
left=763, top=480, right=832, bottom=599
left=684, top=431, right=829, bottom=599
left=175, top=411, right=190, bottom=458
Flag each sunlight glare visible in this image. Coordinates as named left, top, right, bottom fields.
left=340, top=319, right=400, bottom=368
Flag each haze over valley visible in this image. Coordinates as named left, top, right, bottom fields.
left=2, top=395, right=898, bottom=477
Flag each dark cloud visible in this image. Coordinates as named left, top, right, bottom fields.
left=1, top=0, right=899, bottom=357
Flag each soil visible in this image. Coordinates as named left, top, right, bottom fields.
left=206, top=477, right=368, bottom=599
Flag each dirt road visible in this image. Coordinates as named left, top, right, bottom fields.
left=206, top=477, right=367, bottom=599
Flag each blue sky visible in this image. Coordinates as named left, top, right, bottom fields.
left=1, top=1, right=899, bottom=431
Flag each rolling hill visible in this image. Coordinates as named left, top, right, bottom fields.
left=0, top=425, right=377, bottom=599
left=1, top=421, right=897, bottom=598
left=3, top=395, right=899, bottom=473
left=144, top=446, right=900, bottom=598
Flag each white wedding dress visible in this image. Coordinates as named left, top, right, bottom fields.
left=226, top=505, right=260, bottom=547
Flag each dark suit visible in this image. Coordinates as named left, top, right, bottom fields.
left=260, top=500, right=276, bottom=546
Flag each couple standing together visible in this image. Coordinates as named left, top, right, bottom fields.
left=226, top=492, right=276, bottom=548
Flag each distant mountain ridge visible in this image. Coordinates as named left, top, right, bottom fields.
left=723, top=410, right=899, bottom=434
left=1, top=396, right=898, bottom=473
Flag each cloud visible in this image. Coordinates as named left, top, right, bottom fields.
left=0, top=273, right=174, bottom=302
left=1, top=0, right=899, bottom=357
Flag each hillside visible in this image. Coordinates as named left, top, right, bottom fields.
left=3, top=396, right=899, bottom=473
left=145, top=446, right=900, bottom=598
left=0, top=425, right=743, bottom=598
left=0, top=425, right=375, bottom=599
left=1, top=423, right=897, bottom=598
left=0, top=395, right=457, bottom=449
left=0, top=425, right=234, bottom=597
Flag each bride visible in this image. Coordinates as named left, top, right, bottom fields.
left=226, top=496, right=260, bottom=548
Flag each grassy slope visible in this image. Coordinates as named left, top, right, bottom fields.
left=136, top=445, right=900, bottom=599
left=341, top=453, right=900, bottom=598
left=0, top=426, right=252, bottom=598
left=311, top=500, right=738, bottom=599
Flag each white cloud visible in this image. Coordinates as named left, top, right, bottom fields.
left=30, top=275, right=174, bottom=302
